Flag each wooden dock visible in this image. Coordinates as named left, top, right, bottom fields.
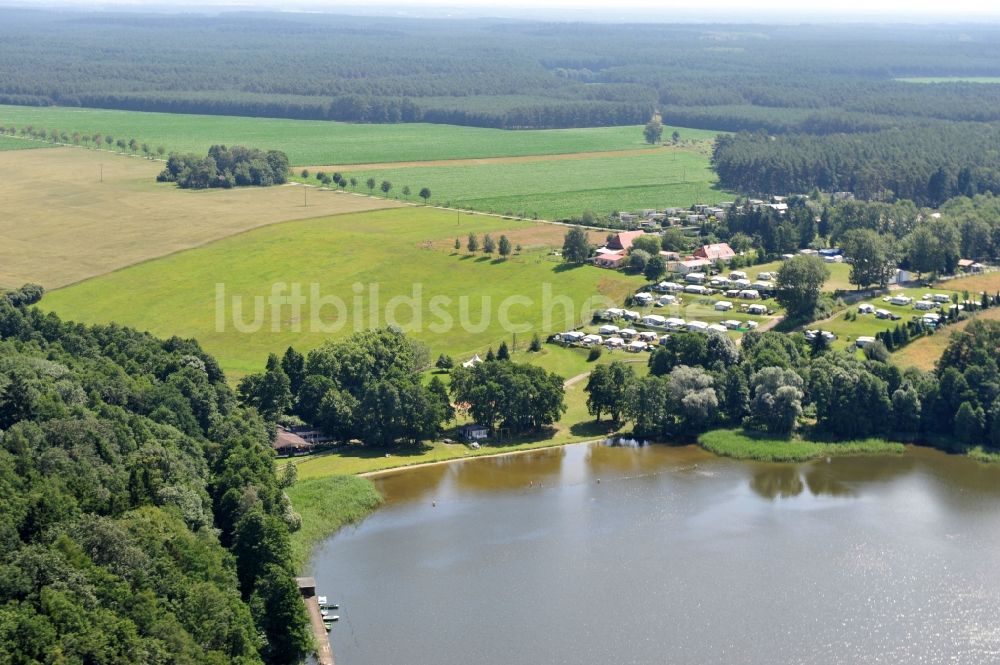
left=297, top=577, right=335, bottom=665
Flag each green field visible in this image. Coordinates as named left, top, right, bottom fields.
left=0, top=104, right=721, bottom=166
left=330, top=148, right=728, bottom=219
left=0, top=135, right=48, bottom=151
left=43, top=207, right=645, bottom=377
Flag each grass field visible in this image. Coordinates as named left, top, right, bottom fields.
left=893, top=307, right=1000, bottom=371
left=0, top=135, right=49, bottom=151
left=43, top=206, right=646, bottom=377
left=936, top=271, right=1000, bottom=294
left=0, top=104, right=720, bottom=166
left=0, top=147, right=402, bottom=289
left=698, top=429, right=905, bottom=462
left=320, top=147, right=729, bottom=219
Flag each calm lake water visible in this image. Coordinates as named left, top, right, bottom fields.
left=311, top=442, right=1000, bottom=665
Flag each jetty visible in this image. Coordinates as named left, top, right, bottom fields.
left=296, top=577, right=335, bottom=665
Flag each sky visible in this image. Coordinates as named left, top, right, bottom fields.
left=15, top=0, right=1000, bottom=21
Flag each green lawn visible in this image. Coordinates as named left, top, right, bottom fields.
left=0, top=135, right=49, bottom=151
left=0, top=104, right=718, bottom=166
left=812, top=286, right=964, bottom=352
left=322, top=148, right=729, bottom=220
left=698, top=429, right=905, bottom=462
left=42, top=207, right=646, bottom=378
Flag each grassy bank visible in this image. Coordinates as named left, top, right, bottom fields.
left=967, top=446, right=1000, bottom=464
left=698, top=428, right=905, bottom=463
left=285, top=475, right=384, bottom=570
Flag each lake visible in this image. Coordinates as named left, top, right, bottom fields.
left=311, top=442, right=1000, bottom=665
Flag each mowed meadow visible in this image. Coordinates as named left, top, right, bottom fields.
left=43, top=207, right=645, bottom=377
left=0, top=147, right=402, bottom=289
left=0, top=104, right=665, bottom=165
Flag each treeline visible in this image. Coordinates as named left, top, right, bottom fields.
left=1, top=123, right=165, bottom=158
left=158, top=145, right=289, bottom=189
left=712, top=125, right=1000, bottom=206
left=585, top=323, right=1000, bottom=449
left=236, top=329, right=566, bottom=443
left=5, top=9, right=1000, bottom=129
left=0, top=291, right=311, bottom=663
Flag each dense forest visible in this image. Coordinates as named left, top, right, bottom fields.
left=712, top=125, right=1000, bottom=205
left=3, top=9, right=1000, bottom=131
left=0, top=286, right=311, bottom=664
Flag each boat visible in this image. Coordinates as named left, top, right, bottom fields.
left=317, top=595, right=328, bottom=606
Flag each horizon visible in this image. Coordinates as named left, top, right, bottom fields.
left=5, top=0, right=1000, bottom=23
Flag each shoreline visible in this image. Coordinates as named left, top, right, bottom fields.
left=359, top=437, right=609, bottom=478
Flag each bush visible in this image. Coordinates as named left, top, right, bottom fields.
left=587, top=346, right=603, bottom=362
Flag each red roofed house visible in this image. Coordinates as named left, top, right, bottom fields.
left=606, top=230, right=646, bottom=252
left=693, top=242, right=736, bottom=262
left=594, top=252, right=627, bottom=269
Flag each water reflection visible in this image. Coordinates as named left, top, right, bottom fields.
left=749, top=464, right=806, bottom=499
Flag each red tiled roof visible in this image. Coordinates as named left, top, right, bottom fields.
left=607, top=230, right=646, bottom=251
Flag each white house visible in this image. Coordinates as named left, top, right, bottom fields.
left=747, top=304, right=767, bottom=315
left=637, top=331, right=658, bottom=342
left=714, top=300, right=734, bottom=311
left=686, top=320, right=709, bottom=333
left=685, top=272, right=708, bottom=284
left=739, top=289, right=761, bottom=300
left=665, top=317, right=687, bottom=330
left=599, top=324, right=620, bottom=335
left=733, top=278, right=752, bottom=288
left=581, top=334, right=603, bottom=346
left=620, top=328, right=638, bottom=339
left=642, top=314, right=667, bottom=327
left=626, top=340, right=648, bottom=353
left=605, top=336, right=625, bottom=348
left=684, top=284, right=709, bottom=295
left=634, top=292, right=654, bottom=305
